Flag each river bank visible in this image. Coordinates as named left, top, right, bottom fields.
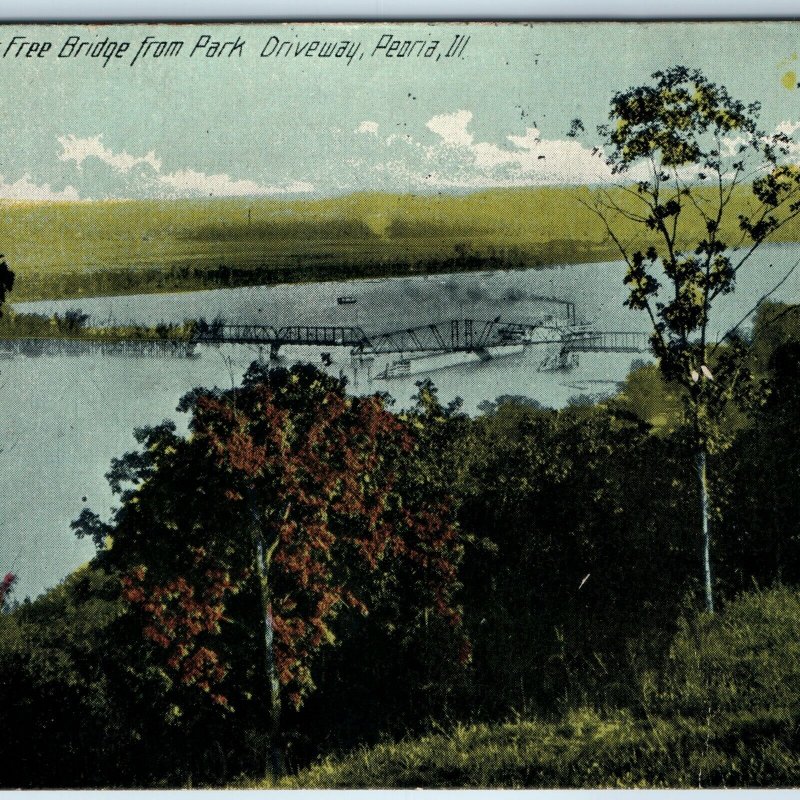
left=8, top=186, right=800, bottom=302
left=4, top=245, right=800, bottom=600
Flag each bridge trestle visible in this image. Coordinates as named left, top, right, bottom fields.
left=190, top=320, right=649, bottom=358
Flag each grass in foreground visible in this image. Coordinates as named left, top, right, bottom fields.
left=257, top=588, right=800, bottom=788
left=245, top=708, right=800, bottom=789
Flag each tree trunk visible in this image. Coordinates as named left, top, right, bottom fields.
left=256, top=536, right=283, bottom=778
left=696, top=447, right=714, bottom=614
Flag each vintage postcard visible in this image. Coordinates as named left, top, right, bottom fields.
left=1, top=20, right=800, bottom=789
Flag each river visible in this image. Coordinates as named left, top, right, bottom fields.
left=4, top=244, right=800, bottom=600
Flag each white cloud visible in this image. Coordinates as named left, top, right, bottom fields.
left=776, top=120, right=800, bottom=137
left=62, top=111, right=797, bottom=199
left=58, top=134, right=161, bottom=173
left=0, top=174, right=80, bottom=202
left=419, top=111, right=618, bottom=186
left=417, top=110, right=800, bottom=189
left=720, top=121, right=800, bottom=161
left=772, top=120, right=800, bottom=157
left=57, top=134, right=315, bottom=197
left=157, top=169, right=314, bottom=197
left=426, top=110, right=474, bottom=148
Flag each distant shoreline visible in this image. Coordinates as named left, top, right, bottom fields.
left=4, top=187, right=800, bottom=302
left=12, top=245, right=615, bottom=304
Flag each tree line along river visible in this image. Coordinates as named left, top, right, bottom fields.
left=4, top=245, right=800, bottom=600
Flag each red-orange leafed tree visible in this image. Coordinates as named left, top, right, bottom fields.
left=82, top=363, right=465, bottom=773
left=0, top=572, right=14, bottom=609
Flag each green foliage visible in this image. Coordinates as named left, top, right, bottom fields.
left=255, top=590, right=800, bottom=788
left=594, top=65, right=793, bottom=409
left=0, top=307, right=196, bottom=341
left=608, top=361, right=683, bottom=432
left=3, top=317, right=800, bottom=787
left=0, top=567, right=132, bottom=787
left=456, top=398, right=699, bottom=714
left=264, top=712, right=670, bottom=788
left=716, top=320, right=800, bottom=589
left=70, top=364, right=467, bottom=781
left=0, top=253, right=13, bottom=312
left=654, top=587, right=800, bottom=719
left=588, top=66, right=800, bottom=613
left=747, top=301, right=800, bottom=374
left=0, top=562, right=256, bottom=787
left=603, top=66, right=760, bottom=171
left=259, top=707, right=800, bottom=788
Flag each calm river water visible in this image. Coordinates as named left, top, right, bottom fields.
left=5, top=244, right=800, bottom=599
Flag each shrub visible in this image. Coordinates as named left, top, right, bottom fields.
left=654, top=587, right=800, bottom=719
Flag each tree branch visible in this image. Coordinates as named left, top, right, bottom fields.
left=577, top=195, right=669, bottom=357
left=712, top=255, right=800, bottom=353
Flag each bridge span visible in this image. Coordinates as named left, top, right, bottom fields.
left=192, top=318, right=649, bottom=358
left=562, top=330, right=649, bottom=354
left=192, top=319, right=535, bottom=357
left=0, top=320, right=649, bottom=366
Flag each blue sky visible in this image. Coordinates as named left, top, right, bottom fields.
left=2, top=21, right=800, bottom=200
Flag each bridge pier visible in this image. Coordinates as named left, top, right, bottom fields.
left=270, top=342, right=281, bottom=360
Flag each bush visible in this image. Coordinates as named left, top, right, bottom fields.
left=653, top=587, right=800, bottom=719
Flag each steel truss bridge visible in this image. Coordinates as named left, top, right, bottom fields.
left=1, top=297, right=635, bottom=362
left=191, top=319, right=649, bottom=357
left=561, top=330, right=649, bottom=353
left=0, top=322, right=648, bottom=363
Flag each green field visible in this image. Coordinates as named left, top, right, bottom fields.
left=4, top=186, right=798, bottom=301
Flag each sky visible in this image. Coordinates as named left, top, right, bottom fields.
left=2, top=21, right=800, bottom=200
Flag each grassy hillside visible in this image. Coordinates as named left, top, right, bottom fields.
left=4, top=185, right=799, bottom=301
left=249, top=709, right=800, bottom=789
left=248, top=586, right=800, bottom=789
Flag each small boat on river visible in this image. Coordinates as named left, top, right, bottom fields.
left=378, top=358, right=411, bottom=379
left=337, top=296, right=357, bottom=305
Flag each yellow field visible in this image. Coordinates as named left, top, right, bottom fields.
left=1, top=186, right=796, bottom=300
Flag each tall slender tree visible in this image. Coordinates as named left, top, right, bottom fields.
left=585, top=66, right=800, bottom=612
